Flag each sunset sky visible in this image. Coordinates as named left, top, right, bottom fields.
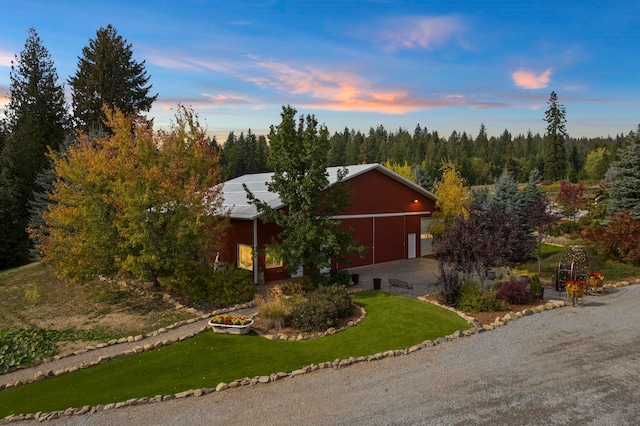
left=1, top=0, right=638, bottom=141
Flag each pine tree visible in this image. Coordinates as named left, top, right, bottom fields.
left=542, top=91, right=567, bottom=181
left=0, top=28, right=70, bottom=268
left=69, top=24, right=157, bottom=134
left=608, top=127, right=640, bottom=217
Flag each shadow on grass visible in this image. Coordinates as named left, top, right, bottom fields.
left=0, top=291, right=471, bottom=417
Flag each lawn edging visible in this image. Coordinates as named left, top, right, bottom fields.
left=0, top=301, right=257, bottom=390
left=1, top=288, right=578, bottom=424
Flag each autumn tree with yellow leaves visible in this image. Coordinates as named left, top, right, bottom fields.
left=32, top=106, right=228, bottom=290
left=429, top=161, right=473, bottom=236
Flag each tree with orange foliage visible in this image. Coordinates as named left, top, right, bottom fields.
left=33, top=106, right=227, bottom=289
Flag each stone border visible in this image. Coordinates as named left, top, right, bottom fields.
left=0, top=301, right=257, bottom=390
left=257, top=304, right=366, bottom=341
left=4, top=282, right=639, bottom=423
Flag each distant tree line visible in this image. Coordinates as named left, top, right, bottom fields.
left=219, top=92, right=632, bottom=188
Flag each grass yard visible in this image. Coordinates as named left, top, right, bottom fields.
left=518, top=243, right=640, bottom=283
left=0, top=263, right=195, bottom=352
left=0, top=291, right=470, bottom=417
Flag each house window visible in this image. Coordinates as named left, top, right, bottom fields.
left=265, top=248, right=283, bottom=269
left=238, top=244, right=253, bottom=271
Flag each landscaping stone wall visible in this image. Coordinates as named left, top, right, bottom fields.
left=3, top=279, right=639, bottom=424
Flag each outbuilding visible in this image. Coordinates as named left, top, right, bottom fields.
left=219, top=163, right=437, bottom=283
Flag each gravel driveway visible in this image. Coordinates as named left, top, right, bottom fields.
left=18, top=285, right=640, bottom=425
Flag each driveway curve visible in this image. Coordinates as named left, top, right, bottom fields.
left=22, top=285, right=640, bottom=425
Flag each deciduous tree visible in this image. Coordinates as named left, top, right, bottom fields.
left=584, top=147, right=610, bottom=181
left=244, top=106, right=364, bottom=275
left=435, top=204, right=535, bottom=289
left=557, top=179, right=585, bottom=217
left=34, top=106, right=227, bottom=288
left=429, top=161, right=472, bottom=236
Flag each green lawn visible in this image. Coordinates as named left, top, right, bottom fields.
left=0, top=291, right=470, bottom=417
left=518, top=243, right=640, bottom=283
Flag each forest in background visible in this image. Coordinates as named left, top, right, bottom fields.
left=219, top=122, right=629, bottom=188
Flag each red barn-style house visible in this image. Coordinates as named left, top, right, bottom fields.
left=219, top=164, right=437, bottom=283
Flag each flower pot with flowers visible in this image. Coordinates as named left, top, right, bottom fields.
left=207, top=315, right=254, bottom=335
left=565, top=280, right=586, bottom=306
left=588, top=271, right=605, bottom=293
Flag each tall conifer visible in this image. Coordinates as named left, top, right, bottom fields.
left=0, top=28, right=70, bottom=268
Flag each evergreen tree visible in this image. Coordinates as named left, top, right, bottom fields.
left=69, top=24, right=157, bottom=134
left=0, top=28, right=70, bottom=268
left=608, top=127, right=640, bottom=217
left=328, top=128, right=348, bottom=166
left=542, top=91, right=567, bottom=181
left=255, top=135, right=270, bottom=172
left=490, top=169, right=521, bottom=214
left=244, top=106, right=364, bottom=275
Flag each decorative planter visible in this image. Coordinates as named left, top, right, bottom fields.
left=566, top=286, right=584, bottom=298
left=207, top=319, right=254, bottom=335
left=589, top=276, right=604, bottom=289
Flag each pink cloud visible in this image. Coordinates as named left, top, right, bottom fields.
left=246, top=59, right=500, bottom=113
left=0, top=49, right=14, bottom=67
left=512, top=68, right=553, bottom=89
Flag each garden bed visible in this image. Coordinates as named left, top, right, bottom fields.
left=423, top=294, right=548, bottom=326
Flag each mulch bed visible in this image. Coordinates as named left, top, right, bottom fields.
left=422, top=294, right=549, bottom=326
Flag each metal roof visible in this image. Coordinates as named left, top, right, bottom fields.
left=221, top=163, right=436, bottom=220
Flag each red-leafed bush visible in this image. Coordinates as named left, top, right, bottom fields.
left=584, top=211, right=640, bottom=265
left=495, top=278, right=533, bottom=305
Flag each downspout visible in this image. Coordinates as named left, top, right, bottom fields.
left=372, top=217, right=376, bottom=264
left=253, top=218, right=259, bottom=284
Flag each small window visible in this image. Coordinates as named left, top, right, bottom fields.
left=238, top=244, right=253, bottom=271
left=265, top=248, right=283, bottom=269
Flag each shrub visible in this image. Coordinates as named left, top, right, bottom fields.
left=549, top=219, right=583, bottom=236
left=255, top=285, right=288, bottom=330
left=190, top=266, right=255, bottom=306
left=495, top=278, right=533, bottom=304
left=286, top=285, right=352, bottom=332
left=296, top=276, right=320, bottom=292
left=456, top=280, right=507, bottom=312
left=328, top=269, right=350, bottom=286
left=529, top=275, right=543, bottom=300
left=435, top=262, right=461, bottom=306
left=280, top=281, right=304, bottom=296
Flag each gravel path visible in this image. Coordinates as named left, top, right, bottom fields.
left=12, top=284, right=640, bottom=425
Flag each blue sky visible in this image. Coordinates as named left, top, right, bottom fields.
left=1, top=0, right=638, bottom=142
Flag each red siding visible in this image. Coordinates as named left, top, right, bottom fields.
left=339, top=218, right=373, bottom=268
left=339, top=168, right=435, bottom=216
left=221, top=166, right=436, bottom=283
left=374, top=216, right=405, bottom=263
